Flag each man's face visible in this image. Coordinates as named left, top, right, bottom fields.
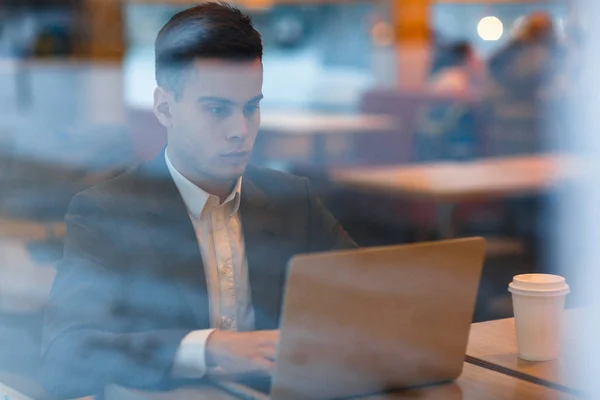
left=162, top=58, right=263, bottom=182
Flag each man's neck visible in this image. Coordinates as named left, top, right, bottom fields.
left=167, top=150, right=237, bottom=203
left=179, top=168, right=236, bottom=204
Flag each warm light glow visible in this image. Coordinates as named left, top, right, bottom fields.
left=477, top=16, right=504, bottom=41
left=237, top=0, right=274, bottom=11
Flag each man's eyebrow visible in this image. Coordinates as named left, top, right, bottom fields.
left=197, top=95, right=263, bottom=104
left=247, top=94, right=264, bottom=104
left=197, top=96, right=235, bottom=104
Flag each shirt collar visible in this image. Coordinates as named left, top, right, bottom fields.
left=165, top=149, right=242, bottom=220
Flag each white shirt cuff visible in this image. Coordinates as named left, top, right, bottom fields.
left=172, top=329, right=216, bottom=378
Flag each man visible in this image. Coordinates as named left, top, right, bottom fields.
left=41, top=3, right=356, bottom=398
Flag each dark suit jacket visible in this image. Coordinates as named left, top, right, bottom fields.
left=41, top=151, right=357, bottom=399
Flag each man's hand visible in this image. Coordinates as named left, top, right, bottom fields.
left=205, top=330, right=279, bottom=378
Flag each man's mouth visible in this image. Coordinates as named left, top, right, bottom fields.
left=221, top=151, right=250, bottom=159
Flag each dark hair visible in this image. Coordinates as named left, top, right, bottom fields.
left=430, top=40, right=472, bottom=76
left=155, top=1, right=263, bottom=97
left=450, top=41, right=473, bottom=62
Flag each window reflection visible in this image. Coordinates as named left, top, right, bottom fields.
left=0, top=0, right=591, bottom=398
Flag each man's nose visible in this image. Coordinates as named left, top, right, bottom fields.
left=226, top=111, right=250, bottom=141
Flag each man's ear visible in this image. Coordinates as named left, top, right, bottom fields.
left=153, top=86, right=174, bottom=128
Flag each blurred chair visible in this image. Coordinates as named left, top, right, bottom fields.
left=413, top=96, right=481, bottom=163
left=357, top=88, right=420, bottom=166
left=360, top=89, right=483, bottom=163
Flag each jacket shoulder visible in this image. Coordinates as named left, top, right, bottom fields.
left=69, top=165, right=144, bottom=211
left=244, top=165, right=308, bottom=194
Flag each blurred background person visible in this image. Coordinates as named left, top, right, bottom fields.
left=429, top=40, right=486, bottom=97
left=413, top=40, right=484, bottom=163
left=482, top=11, right=564, bottom=157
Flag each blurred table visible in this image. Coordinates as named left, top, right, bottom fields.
left=329, top=155, right=574, bottom=202
left=0, top=219, right=66, bottom=241
left=466, top=308, right=584, bottom=396
left=257, top=112, right=399, bottom=166
left=105, top=363, right=575, bottom=400
left=329, top=155, right=576, bottom=237
left=260, top=112, right=398, bottom=135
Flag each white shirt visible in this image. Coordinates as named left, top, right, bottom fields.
left=165, top=151, right=255, bottom=378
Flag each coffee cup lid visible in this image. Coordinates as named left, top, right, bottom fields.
left=508, top=274, right=570, bottom=297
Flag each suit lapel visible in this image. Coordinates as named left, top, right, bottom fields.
left=140, top=152, right=210, bottom=328
left=241, top=177, right=287, bottom=330
left=137, top=153, right=293, bottom=330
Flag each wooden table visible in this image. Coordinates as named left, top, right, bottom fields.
left=329, top=155, right=573, bottom=202
left=257, top=112, right=399, bottom=166
left=105, top=363, right=575, bottom=400
left=329, top=155, right=576, bottom=237
left=466, top=309, right=584, bottom=396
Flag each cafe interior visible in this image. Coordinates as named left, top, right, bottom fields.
left=0, top=0, right=597, bottom=398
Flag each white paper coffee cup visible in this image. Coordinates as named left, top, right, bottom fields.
left=508, top=274, right=570, bottom=361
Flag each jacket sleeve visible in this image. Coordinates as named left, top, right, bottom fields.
left=41, top=192, right=191, bottom=399
left=304, top=179, right=358, bottom=253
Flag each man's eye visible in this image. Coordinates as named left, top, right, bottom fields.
left=244, top=105, right=260, bottom=117
left=207, top=105, right=230, bottom=117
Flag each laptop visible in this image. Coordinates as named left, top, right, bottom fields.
left=212, top=237, right=486, bottom=400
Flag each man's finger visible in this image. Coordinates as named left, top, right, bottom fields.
left=259, top=345, right=277, bottom=361
left=253, top=358, right=275, bottom=376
